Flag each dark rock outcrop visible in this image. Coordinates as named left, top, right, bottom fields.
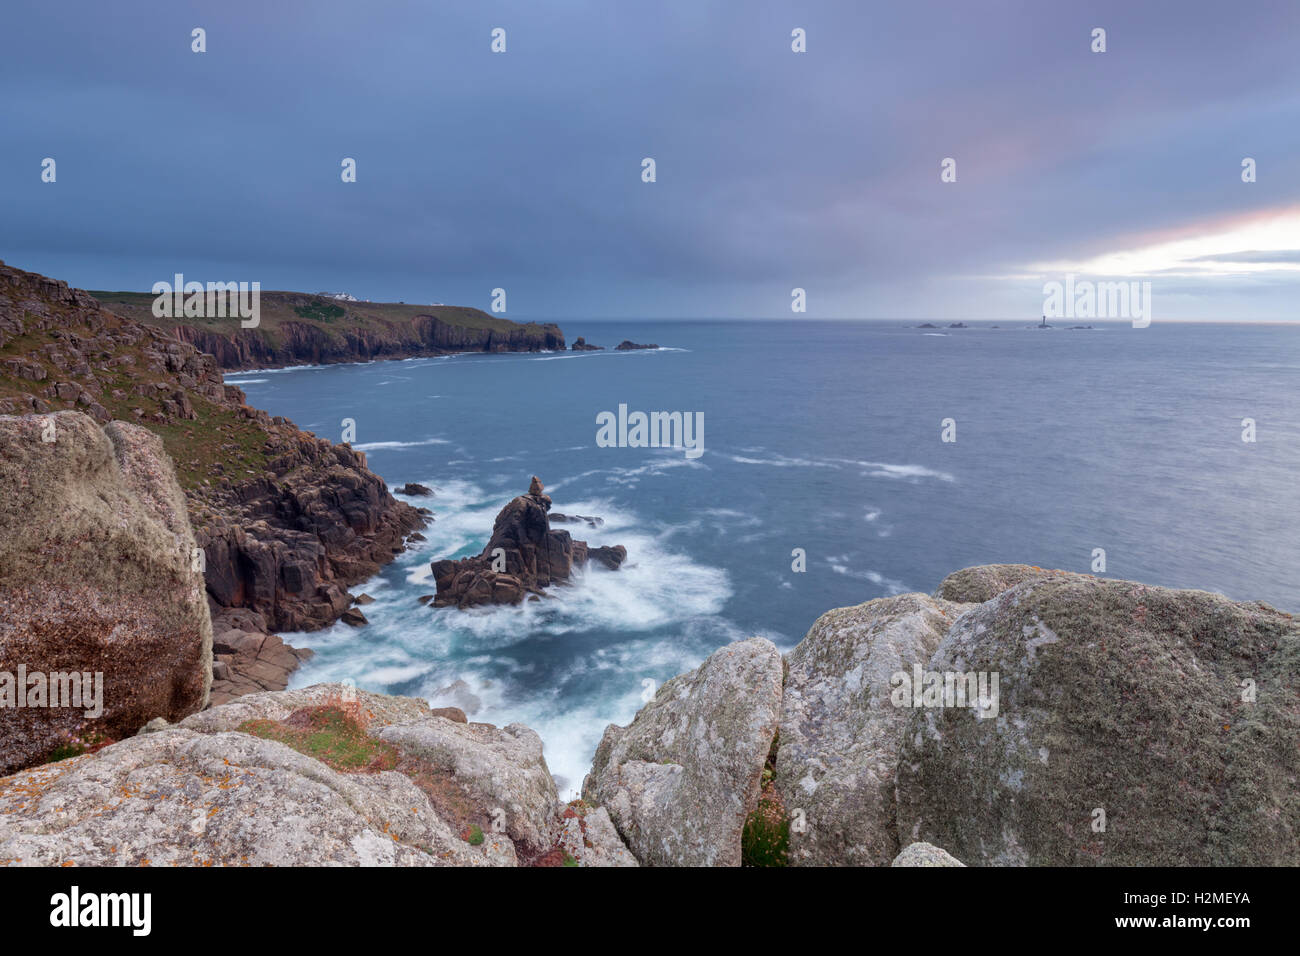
left=193, top=438, right=424, bottom=632
left=399, top=482, right=433, bottom=496
left=934, top=563, right=1066, bottom=603
left=614, top=340, right=658, bottom=350
left=571, top=337, right=604, bottom=351
left=208, top=607, right=311, bottom=708
left=431, top=477, right=626, bottom=609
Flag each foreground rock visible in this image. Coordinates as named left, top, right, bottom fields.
left=431, top=477, right=626, bottom=609
left=377, top=720, right=559, bottom=850
left=895, top=574, right=1300, bottom=866
left=583, top=638, right=783, bottom=866
left=775, top=593, right=972, bottom=866
left=891, top=842, right=965, bottom=867
left=0, top=684, right=635, bottom=867
left=0, top=412, right=212, bottom=775
left=0, top=729, right=499, bottom=866
left=558, top=805, right=638, bottom=866
left=933, top=563, right=1069, bottom=603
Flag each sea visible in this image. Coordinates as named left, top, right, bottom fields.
left=226, top=319, right=1300, bottom=797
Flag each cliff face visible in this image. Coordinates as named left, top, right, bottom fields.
left=94, top=289, right=565, bottom=371
left=172, top=316, right=566, bottom=370
left=0, top=260, right=424, bottom=633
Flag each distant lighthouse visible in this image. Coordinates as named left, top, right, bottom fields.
left=1039, top=315, right=1049, bottom=329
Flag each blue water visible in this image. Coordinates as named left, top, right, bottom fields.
left=229, top=320, right=1300, bottom=796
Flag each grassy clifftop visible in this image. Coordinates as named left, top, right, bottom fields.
left=92, top=289, right=565, bottom=370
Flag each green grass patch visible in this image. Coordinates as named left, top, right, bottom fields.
left=293, top=301, right=346, bottom=322
left=238, top=705, right=399, bottom=773
left=742, top=732, right=789, bottom=866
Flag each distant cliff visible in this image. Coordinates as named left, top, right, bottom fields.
left=93, top=289, right=565, bottom=370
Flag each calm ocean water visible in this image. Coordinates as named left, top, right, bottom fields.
left=229, top=320, right=1300, bottom=795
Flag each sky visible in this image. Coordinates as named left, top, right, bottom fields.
left=2, top=0, right=1298, bottom=320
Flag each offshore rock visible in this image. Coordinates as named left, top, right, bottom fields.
left=431, top=477, right=625, bottom=609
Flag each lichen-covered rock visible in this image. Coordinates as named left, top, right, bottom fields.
left=891, top=842, right=965, bottom=866
left=0, top=683, right=568, bottom=866
left=895, top=575, right=1300, bottom=866
left=775, top=593, right=971, bottom=866
left=558, top=805, right=639, bottom=867
left=0, top=411, right=212, bottom=775
left=582, top=638, right=783, bottom=866
left=179, top=683, right=435, bottom=734
left=0, top=729, right=493, bottom=866
left=933, top=564, right=1080, bottom=603
left=377, top=718, right=560, bottom=850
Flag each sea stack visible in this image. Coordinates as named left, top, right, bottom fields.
left=430, top=477, right=626, bottom=609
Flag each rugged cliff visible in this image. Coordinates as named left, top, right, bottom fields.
left=94, top=289, right=565, bottom=370
left=0, top=261, right=424, bottom=634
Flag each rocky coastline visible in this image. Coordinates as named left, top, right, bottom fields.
left=0, top=406, right=1295, bottom=863
left=2, top=540, right=1295, bottom=865
left=0, top=263, right=429, bottom=698
left=94, top=287, right=566, bottom=372
left=2, top=263, right=1295, bottom=867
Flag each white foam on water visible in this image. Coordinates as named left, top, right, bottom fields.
left=831, top=458, right=955, bottom=482
left=722, top=452, right=837, bottom=468
left=722, top=448, right=953, bottom=482
left=545, top=454, right=705, bottom=492
left=353, top=437, right=451, bottom=451
left=827, top=556, right=910, bottom=594
left=288, top=481, right=737, bottom=796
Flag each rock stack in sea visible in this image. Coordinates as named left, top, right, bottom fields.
left=430, top=476, right=627, bottom=609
